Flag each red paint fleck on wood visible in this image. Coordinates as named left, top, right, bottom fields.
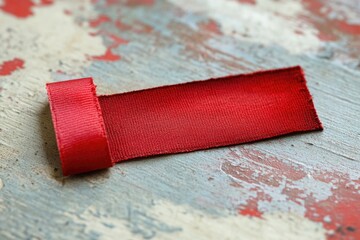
left=108, top=34, right=129, bottom=48
left=281, top=185, right=306, bottom=206
left=239, top=206, right=262, bottom=218
left=106, top=0, right=154, bottom=6
left=317, top=32, right=337, bottom=42
left=91, top=33, right=127, bottom=61
left=133, top=21, right=153, bottom=33
left=0, top=58, right=25, bottom=76
left=336, top=21, right=360, bottom=35
left=300, top=0, right=337, bottom=41
left=223, top=148, right=360, bottom=240
left=302, top=0, right=324, bottom=15
left=295, top=29, right=304, bottom=35
left=305, top=171, right=360, bottom=240
left=92, top=48, right=121, bottom=61
left=125, top=0, right=154, bottom=6
left=237, top=0, right=256, bottom=5
left=106, top=0, right=116, bottom=5
left=0, top=0, right=53, bottom=18
left=88, top=14, right=129, bottom=62
left=198, top=20, right=222, bottom=35
left=56, top=70, right=66, bottom=75
left=89, top=15, right=111, bottom=28
left=238, top=189, right=271, bottom=218
left=115, top=20, right=132, bottom=31
left=301, top=0, right=360, bottom=38
left=63, top=9, right=72, bottom=15
left=115, top=20, right=153, bottom=34
left=222, top=148, right=306, bottom=187
left=0, top=0, right=34, bottom=18
left=40, top=0, right=53, bottom=5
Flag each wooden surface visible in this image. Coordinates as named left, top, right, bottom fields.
left=0, top=0, right=360, bottom=239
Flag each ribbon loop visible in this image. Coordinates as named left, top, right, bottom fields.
left=46, top=78, right=113, bottom=176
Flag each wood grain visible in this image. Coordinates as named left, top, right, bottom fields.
left=0, top=0, right=359, bottom=239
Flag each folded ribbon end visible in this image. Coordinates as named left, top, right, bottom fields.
left=46, top=78, right=113, bottom=176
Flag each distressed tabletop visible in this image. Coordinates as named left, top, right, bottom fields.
left=0, top=0, right=360, bottom=239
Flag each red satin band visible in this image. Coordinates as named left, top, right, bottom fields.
left=46, top=78, right=113, bottom=175
left=46, top=66, right=322, bottom=176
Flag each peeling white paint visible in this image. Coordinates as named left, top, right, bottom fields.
left=151, top=200, right=327, bottom=240
left=168, top=0, right=322, bottom=54
left=65, top=206, right=136, bottom=240
left=0, top=0, right=105, bottom=78
left=67, top=201, right=326, bottom=240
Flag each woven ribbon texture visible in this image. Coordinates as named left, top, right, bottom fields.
left=46, top=66, right=322, bottom=175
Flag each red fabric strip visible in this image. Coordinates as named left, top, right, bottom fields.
left=46, top=66, right=322, bottom=175
left=99, top=66, right=322, bottom=162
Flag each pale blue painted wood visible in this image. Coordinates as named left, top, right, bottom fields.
left=0, top=0, right=360, bottom=239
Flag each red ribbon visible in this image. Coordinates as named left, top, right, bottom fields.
left=46, top=66, right=322, bottom=176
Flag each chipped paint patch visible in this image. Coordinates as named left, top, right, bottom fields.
left=125, top=0, right=155, bottom=6
left=0, top=1, right=105, bottom=77
left=92, top=48, right=121, bottom=61
left=222, top=148, right=307, bottom=187
left=221, top=147, right=360, bottom=240
left=238, top=189, right=271, bottom=218
left=198, top=19, right=221, bottom=35
left=87, top=8, right=131, bottom=62
left=66, top=200, right=326, bottom=240
left=106, top=0, right=155, bottom=7
left=89, top=14, right=111, bottom=28
left=115, top=19, right=153, bottom=34
left=306, top=171, right=360, bottom=239
left=0, top=178, right=3, bottom=190
left=90, top=33, right=128, bottom=61
left=237, top=0, right=256, bottom=4
left=298, top=0, right=360, bottom=66
left=168, top=0, right=322, bottom=54
left=301, top=0, right=360, bottom=36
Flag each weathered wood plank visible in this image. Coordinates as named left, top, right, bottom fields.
left=0, top=0, right=359, bottom=239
